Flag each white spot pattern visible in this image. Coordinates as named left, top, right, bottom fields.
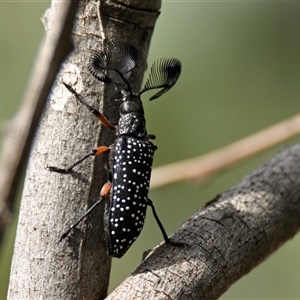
left=109, top=136, right=155, bottom=257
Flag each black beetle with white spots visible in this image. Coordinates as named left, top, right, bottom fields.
left=48, top=41, right=181, bottom=258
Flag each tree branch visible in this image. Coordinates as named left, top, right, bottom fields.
left=0, top=0, right=79, bottom=248
left=151, top=113, right=300, bottom=189
left=8, top=0, right=162, bottom=299
left=107, top=142, right=300, bottom=299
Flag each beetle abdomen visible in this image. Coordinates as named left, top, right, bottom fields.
left=109, top=136, right=156, bottom=257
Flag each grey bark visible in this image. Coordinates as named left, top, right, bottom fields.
left=107, top=144, right=300, bottom=300
left=107, top=143, right=300, bottom=299
left=0, top=0, right=79, bottom=247
left=8, top=0, right=161, bottom=299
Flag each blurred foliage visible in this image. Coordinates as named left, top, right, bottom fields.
left=1, top=1, right=300, bottom=299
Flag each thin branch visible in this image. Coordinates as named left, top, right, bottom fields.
left=108, top=142, right=300, bottom=299
left=151, top=113, right=300, bottom=189
left=0, top=1, right=79, bottom=247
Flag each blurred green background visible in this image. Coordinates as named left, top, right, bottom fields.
left=1, top=1, right=300, bottom=299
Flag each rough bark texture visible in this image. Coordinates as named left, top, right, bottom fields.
left=8, top=0, right=160, bottom=299
left=107, top=143, right=300, bottom=299
left=0, top=0, right=78, bottom=248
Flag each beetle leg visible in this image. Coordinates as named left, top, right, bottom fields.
left=48, top=146, right=110, bottom=174
left=63, top=82, right=116, bottom=130
left=59, top=182, right=111, bottom=241
left=147, top=133, right=156, bottom=140
left=147, top=199, right=170, bottom=244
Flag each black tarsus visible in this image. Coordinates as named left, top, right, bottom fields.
left=63, top=82, right=115, bottom=130
left=147, top=199, right=170, bottom=244
left=62, top=83, right=101, bottom=118
left=48, top=150, right=96, bottom=174
left=59, top=196, right=106, bottom=241
left=148, top=199, right=187, bottom=249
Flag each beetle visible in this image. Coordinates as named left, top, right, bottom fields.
left=49, top=41, right=181, bottom=258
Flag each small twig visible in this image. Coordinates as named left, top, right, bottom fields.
left=151, top=113, right=300, bottom=189
left=0, top=1, right=79, bottom=247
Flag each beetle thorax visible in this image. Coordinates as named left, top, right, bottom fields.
left=118, top=90, right=147, bottom=138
